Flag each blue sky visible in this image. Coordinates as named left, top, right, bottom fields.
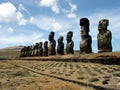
left=0, top=0, right=120, bottom=52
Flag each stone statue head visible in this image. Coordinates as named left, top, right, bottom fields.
left=39, top=42, right=43, bottom=47
left=58, top=36, right=63, bottom=44
left=36, top=43, right=38, bottom=45
left=49, top=32, right=55, bottom=41
left=44, top=41, right=48, bottom=48
left=66, top=31, right=73, bottom=42
left=80, top=18, right=90, bottom=37
left=98, top=19, right=109, bottom=33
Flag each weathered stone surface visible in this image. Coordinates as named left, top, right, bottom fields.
left=66, top=31, right=74, bottom=54
left=32, top=45, right=36, bottom=56
left=57, top=36, right=64, bottom=55
left=97, top=19, right=112, bottom=53
left=43, top=41, right=48, bottom=56
left=48, top=32, right=56, bottom=55
left=35, top=43, right=39, bottom=56
left=39, top=42, right=43, bottom=56
left=20, top=46, right=26, bottom=57
left=31, top=45, right=34, bottom=56
left=80, top=18, right=92, bottom=53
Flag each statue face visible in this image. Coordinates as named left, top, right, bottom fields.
left=67, top=34, right=71, bottom=42
left=58, top=36, right=63, bottom=43
left=44, top=41, right=48, bottom=47
left=81, top=30, right=86, bottom=37
left=98, top=19, right=108, bottom=32
left=39, top=42, right=42, bottom=47
left=36, top=43, right=39, bottom=46
left=49, top=33, right=54, bottom=41
left=80, top=26, right=88, bottom=37
left=66, top=32, right=73, bottom=42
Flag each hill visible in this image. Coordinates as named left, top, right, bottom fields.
left=0, top=45, right=24, bottom=60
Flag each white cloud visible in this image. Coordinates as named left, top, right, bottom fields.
left=0, top=24, right=2, bottom=29
left=7, top=27, right=14, bottom=33
left=62, top=0, right=77, bottom=18
left=0, top=32, right=45, bottom=48
left=16, top=11, right=27, bottom=25
left=67, top=13, right=76, bottom=18
left=39, top=0, right=59, bottom=14
left=18, top=4, right=29, bottom=14
left=29, top=16, right=67, bottom=32
left=69, top=1, right=77, bottom=12
left=52, top=21, right=62, bottom=31
left=87, top=9, right=120, bottom=40
left=0, top=2, right=27, bottom=26
left=59, top=31, right=68, bottom=36
left=29, top=16, right=35, bottom=23
left=0, top=2, right=16, bottom=22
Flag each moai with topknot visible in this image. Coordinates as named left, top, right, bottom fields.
left=39, top=42, right=43, bottom=56
left=97, top=19, right=112, bottom=53
left=80, top=18, right=92, bottom=53
left=57, top=36, right=64, bottom=55
left=43, top=41, right=48, bottom=56
left=66, top=31, right=74, bottom=54
left=48, top=32, right=56, bottom=55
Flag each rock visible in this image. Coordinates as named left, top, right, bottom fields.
left=89, top=78, right=99, bottom=82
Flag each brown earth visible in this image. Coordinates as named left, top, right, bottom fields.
left=0, top=46, right=120, bottom=90
left=0, top=60, right=94, bottom=90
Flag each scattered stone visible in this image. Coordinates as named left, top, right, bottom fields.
left=102, top=79, right=109, bottom=84
left=113, top=72, right=120, bottom=77
left=65, top=73, right=71, bottom=76
left=77, top=76, right=84, bottom=80
left=89, top=78, right=99, bottom=82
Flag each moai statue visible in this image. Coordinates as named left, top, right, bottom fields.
left=23, top=46, right=27, bottom=57
left=31, top=45, right=35, bottom=56
left=29, top=45, right=32, bottom=56
left=66, top=31, right=74, bottom=54
left=28, top=46, right=31, bottom=56
left=26, top=46, right=29, bottom=57
left=48, top=32, right=56, bottom=55
left=39, top=42, right=43, bottom=56
left=43, top=41, right=48, bottom=56
left=20, top=46, right=25, bottom=57
left=80, top=18, right=92, bottom=53
left=35, top=43, right=39, bottom=56
left=97, top=19, right=112, bottom=53
left=57, top=36, right=64, bottom=55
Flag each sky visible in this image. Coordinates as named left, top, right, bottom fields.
left=0, top=0, right=120, bottom=52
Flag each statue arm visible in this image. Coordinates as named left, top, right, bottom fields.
left=106, top=30, right=112, bottom=47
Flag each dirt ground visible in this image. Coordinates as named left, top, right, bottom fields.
left=0, top=60, right=120, bottom=90
left=0, top=47, right=120, bottom=90
left=0, top=60, right=95, bottom=90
